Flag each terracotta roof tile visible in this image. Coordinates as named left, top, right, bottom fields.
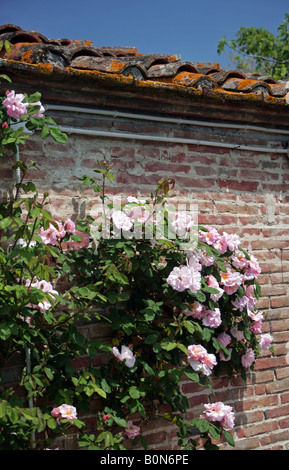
left=1, top=24, right=289, bottom=107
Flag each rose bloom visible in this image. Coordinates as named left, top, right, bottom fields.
left=202, top=307, right=222, bottom=328
left=111, top=210, right=133, bottom=231
left=217, top=331, right=231, bottom=348
left=231, top=250, right=249, bottom=269
left=241, top=348, right=255, bottom=368
left=259, top=333, right=273, bottom=350
left=198, top=225, right=220, bottom=245
left=170, top=212, right=194, bottom=237
left=197, top=247, right=215, bottom=266
left=30, top=100, right=45, bottom=117
left=64, top=218, right=76, bottom=234
left=219, top=348, right=232, bottom=362
left=25, top=278, right=58, bottom=311
left=51, top=404, right=77, bottom=421
left=247, top=309, right=263, bottom=324
left=183, top=301, right=205, bottom=320
left=250, top=318, right=262, bottom=334
left=187, top=344, right=217, bottom=376
left=112, top=345, right=136, bottom=368
left=222, top=232, right=241, bottom=252
left=70, top=231, right=90, bottom=251
left=200, top=402, right=235, bottom=430
left=39, top=224, right=59, bottom=245
left=3, top=90, right=29, bottom=119
left=244, top=255, right=261, bottom=280
left=128, top=205, right=152, bottom=224
left=230, top=326, right=244, bottom=341
left=220, top=268, right=243, bottom=295
left=125, top=421, right=140, bottom=438
left=166, top=264, right=201, bottom=294
left=206, top=274, right=224, bottom=301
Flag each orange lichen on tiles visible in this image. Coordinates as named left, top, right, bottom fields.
left=75, top=40, right=93, bottom=47
left=172, top=71, right=207, bottom=86
left=21, top=49, right=34, bottom=64
left=108, top=60, right=126, bottom=73
left=235, top=79, right=264, bottom=91
left=36, top=62, right=53, bottom=74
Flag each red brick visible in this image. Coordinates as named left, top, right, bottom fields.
left=219, top=180, right=259, bottom=192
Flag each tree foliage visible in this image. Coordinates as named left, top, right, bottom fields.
left=217, top=13, right=289, bottom=80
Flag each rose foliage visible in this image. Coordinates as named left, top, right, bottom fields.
left=0, top=74, right=273, bottom=450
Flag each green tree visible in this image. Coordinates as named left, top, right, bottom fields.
left=217, top=13, right=289, bottom=80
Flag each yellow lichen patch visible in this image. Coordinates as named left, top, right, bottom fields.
left=168, top=54, right=181, bottom=62
left=75, top=40, right=93, bottom=47
left=236, top=79, right=261, bottom=91
left=36, top=62, right=53, bottom=74
left=172, top=72, right=203, bottom=86
left=21, top=50, right=34, bottom=64
left=108, top=60, right=126, bottom=73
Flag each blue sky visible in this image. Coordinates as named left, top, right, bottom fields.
left=1, top=0, right=288, bottom=68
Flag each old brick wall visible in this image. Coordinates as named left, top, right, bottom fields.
left=1, top=106, right=289, bottom=450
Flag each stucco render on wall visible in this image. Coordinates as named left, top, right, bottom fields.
left=1, top=24, right=289, bottom=450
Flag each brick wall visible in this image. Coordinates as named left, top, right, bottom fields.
left=1, top=106, right=289, bottom=450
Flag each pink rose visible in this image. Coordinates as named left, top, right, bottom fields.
left=202, top=307, right=222, bottom=328
left=170, top=212, right=194, bottom=237
left=70, top=231, right=90, bottom=251
left=187, top=344, right=217, bottom=376
left=39, top=222, right=66, bottom=245
left=112, top=345, right=136, bottom=368
left=200, top=401, right=235, bottom=430
left=231, top=250, right=249, bottom=269
left=183, top=301, right=205, bottom=320
left=230, top=326, right=244, bottom=341
left=220, top=267, right=243, bottom=295
left=111, top=210, right=133, bottom=231
left=51, top=404, right=77, bottom=421
left=125, top=421, right=140, bottom=438
left=244, top=255, right=261, bottom=280
left=259, top=333, right=273, bottom=350
left=166, top=264, right=201, bottom=294
left=241, top=348, right=255, bottom=368
left=30, top=100, right=45, bottom=117
left=217, top=332, right=231, bottom=348
left=197, top=247, right=215, bottom=266
left=206, top=274, right=224, bottom=301
left=199, top=225, right=220, bottom=245
left=3, top=90, right=29, bottom=119
left=64, top=218, right=76, bottom=234
left=39, top=224, right=58, bottom=245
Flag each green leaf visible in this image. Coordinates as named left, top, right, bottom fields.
left=113, top=416, right=127, bottom=427
left=129, top=386, right=140, bottom=399
left=47, top=418, right=57, bottom=429
left=19, top=407, right=36, bottom=420
left=183, top=366, right=200, bottom=383
left=224, top=430, right=235, bottom=447
left=28, top=92, right=42, bottom=103
left=0, top=401, right=7, bottom=419
left=144, top=333, right=159, bottom=344
left=161, top=341, right=177, bottom=351
left=184, top=320, right=195, bottom=334
left=49, top=127, right=68, bottom=143
left=0, top=74, right=12, bottom=83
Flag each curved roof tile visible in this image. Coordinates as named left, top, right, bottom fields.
left=0, top=24, right=289, bottom=106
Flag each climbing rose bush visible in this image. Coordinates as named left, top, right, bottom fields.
left=0, top=77, right=273, bottom=450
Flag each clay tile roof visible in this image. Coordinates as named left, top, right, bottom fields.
left=1, top=24, right=289, bottom=107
